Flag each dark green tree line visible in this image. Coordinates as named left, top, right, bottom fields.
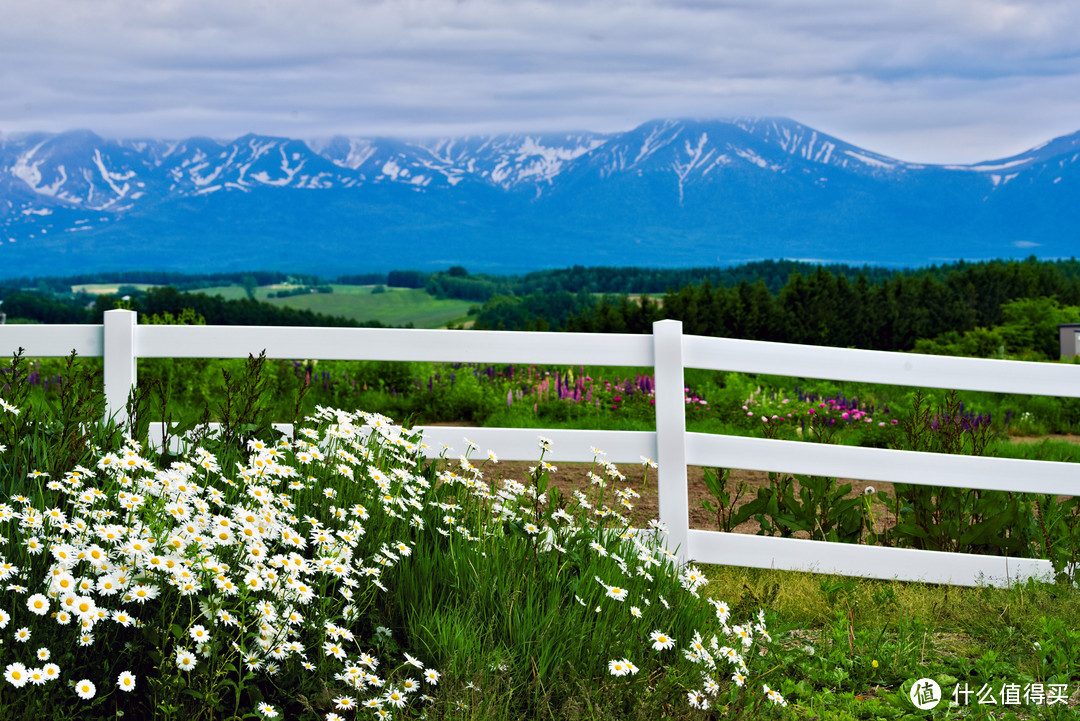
left=480, top=257, right=1080, bottom=356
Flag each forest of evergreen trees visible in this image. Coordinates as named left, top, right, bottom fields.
left=470, top=258, right=1080, bottom=357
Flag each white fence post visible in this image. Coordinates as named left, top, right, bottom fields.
left=653, top=319, right=689, bottom=562
left=103, top=309, right=137, bottom=425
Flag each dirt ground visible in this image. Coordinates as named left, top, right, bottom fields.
left=469, top=460, right=894, bottom=536
left=1008, top=433, right=1080, bottom=444
left=455, top=434, right=1080, bottom=538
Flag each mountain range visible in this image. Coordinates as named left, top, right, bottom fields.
left=1, top=118, right=1077, bottom=278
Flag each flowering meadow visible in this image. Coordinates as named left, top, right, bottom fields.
left=15, top=352, right=1071, bottom=445
left=0, top=355, right=791, bottom=720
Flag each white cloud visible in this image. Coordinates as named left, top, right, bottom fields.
left=1, top=0, right=1079, bottom=162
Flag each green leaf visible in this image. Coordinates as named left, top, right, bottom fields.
left=893, top=522, right=930, bottom=540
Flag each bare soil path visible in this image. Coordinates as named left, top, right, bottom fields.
left=451, top=434, right=1079, bottom=537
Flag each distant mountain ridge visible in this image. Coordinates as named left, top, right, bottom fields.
left=1, top=118, right=1077, bottom=277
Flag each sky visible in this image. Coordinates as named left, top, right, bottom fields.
left=2, top=0, right=1080, bottom=164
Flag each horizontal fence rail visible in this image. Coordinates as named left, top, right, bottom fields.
left=0, top=324, right=104, bottom=357
left=685, top=531, right=1052, bottom=586
left=686, top=433, right=1078, bottom=496
left=147, top=424, right=657, bottom=465
left=135, top=324, right=655, bottom=365
left=685, top=335, right=1080, bottom=396
left=4, top=309, right=1079, bottom=588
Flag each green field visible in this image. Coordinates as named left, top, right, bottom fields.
left=186, top=284, right=475, bottom=328
left=72, top=283, right=164, bottom=294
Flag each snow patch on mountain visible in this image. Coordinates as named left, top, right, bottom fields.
left=634, top=123, right=674, bottom=166
left=672, top=133, right=718, bottom=204
left=414, top=133, right=608, bottom=190
left=734, top=117, right=903, bottom=174
left=843, top=150, right=894, bottom=168
left=733, top=147, right=771, bottom=169
left=12, top=142, right=49, bottom=191
left=954, top=158, right=1033, bottom=173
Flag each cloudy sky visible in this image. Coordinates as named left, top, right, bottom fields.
left=2, top=0, right=1079, bottom=164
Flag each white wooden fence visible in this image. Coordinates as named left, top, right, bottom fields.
left=3, top=309, right=1079, bottom=588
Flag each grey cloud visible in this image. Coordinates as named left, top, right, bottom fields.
left=2, top=0, right=1080, bottom=162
